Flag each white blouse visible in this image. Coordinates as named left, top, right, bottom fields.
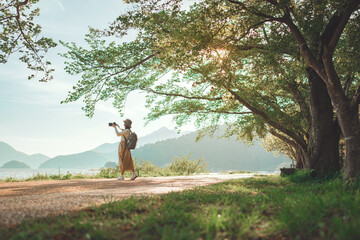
left=114, top=127, right=130, bottom=142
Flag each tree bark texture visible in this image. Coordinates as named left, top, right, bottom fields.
left=307, top=68, right=340, bottom=176
left=321, top=53, right=360, bottom=179
left=294, top=145, right=306, bottom=169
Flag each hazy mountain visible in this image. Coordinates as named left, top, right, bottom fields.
left=131, top=131, right=291, bottom=172
left=1, top=160, right=31, bottom=169
left=39, top=151, right=111, bottom=169
left=0, top=142, right=50, bottom=168
left=91, top=143, right=118, bottom=154
left=137, top=127, right=187, bottom=147
left=9, top=126, right=290, bottom=171
left=92, top=127, right=187, bottom=154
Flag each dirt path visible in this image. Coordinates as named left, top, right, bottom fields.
left=0, top=174, right=255, bottom=226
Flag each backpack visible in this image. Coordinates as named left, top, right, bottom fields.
left=125, top=130, right=138, bottom=150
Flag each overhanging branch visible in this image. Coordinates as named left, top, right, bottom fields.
left=144, top=88, right=223, bottom=101
left=225, top=87, right=307, bottom=149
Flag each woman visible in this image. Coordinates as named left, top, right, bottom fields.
left=113, top=119, right=137, bottom=180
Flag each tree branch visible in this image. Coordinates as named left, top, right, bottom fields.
left=227, top=0, right=282, bottom=21
left=344, top=73, right=354, bottom=96
left=269, top=128, right=298, bottom=149
left=321, top=0, right=360, bottom=54
left=282, top=17, right=327, bottom=81
left=233, top=44, right=265, bottom=51
left=177, top=109, right=252, bottom=115
left=0, top=15, right=17, bottom=22
left=286, top=82, right=311, bottom=126
left=15, top=0, right=51, bottom=80
left=16, top=0, right=30, bottom=18
left=350, top=84, right=360, bottom=108
left=225, top=87, right=307, bottom=149
left=144, top=88, right=223, bottom=101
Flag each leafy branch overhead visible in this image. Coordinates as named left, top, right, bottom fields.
left=0, top=0, right=57, bottom=81
left=61, top=0, right=360, bottom=177
left=61, top=1, right=307, bottom=140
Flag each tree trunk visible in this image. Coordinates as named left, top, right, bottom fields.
left=307, top=68, right=340, bottom=176
left=344, top=134, right=360, bottom=180
left=334, top=103, right=360, bottom=180
left=294, top=145, right=307, bottom=169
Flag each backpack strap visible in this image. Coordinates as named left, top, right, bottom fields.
left=123, top=129, right=131, bottom=149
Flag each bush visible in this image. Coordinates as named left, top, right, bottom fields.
left=168, top=154, right=208, bottom=175
left=286, top=169, right=315, bottom=183
left=134, top=159, right=165, bottom=176
left=97, top=166, right=121, bottom=178
left=97, top=156, right=208, bottom=178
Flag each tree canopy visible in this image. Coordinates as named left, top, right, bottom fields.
left=0, top=0, right=56, bottom=81
left=61, top=0, right=360, bottom=178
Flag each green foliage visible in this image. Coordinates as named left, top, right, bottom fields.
left=60, top=0, right=311, bottom=146
left=168, top=154, right=208, bottom=175
left=4, top=177, right=16, bottom=182
left=3, top=171, right=80, bottom=182
left=3, top=176, right=360, bottom=239
left=133, top=159, right=165, bottom=177
left=27, top=171, right=73, bottom=181
left=97, top=166, right=121, bottom=178
left=0, top=0, right=57, bottom=81
left=285, top=169, right=316, bottom=183
left=60, top=0, right=360, bottom=172
left=1, top=158, right=210, bottom=182
left=98, top=156, right=208, bottom=178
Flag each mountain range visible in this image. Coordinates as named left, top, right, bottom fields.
left=0, top=142, right=50, bottom=168
left=92, top=127, right=188, bottom=153
left=1, top=127, right=291, bottom=172
left=0, top=127, right=188, bottom=169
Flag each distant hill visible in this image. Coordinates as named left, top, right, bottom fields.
left=39, top=128, right=290, bottom=171
left=92, top=127, right=187, bottom=154
left=1, top=160, right=31, bottom=169
left=131, top=131, right=290, bottom=172
left=35, top=127, right=186, bottom=169
left=137, top=127, right=187, bottom=147
left=39, top=151, right=111, bottom=169
left=0, top=142, right=50, bottom=168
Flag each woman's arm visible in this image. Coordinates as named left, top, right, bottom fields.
left=113, top=124, right=125, bottom=137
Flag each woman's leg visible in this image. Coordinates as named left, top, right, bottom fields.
left=118, top=146, right=125, bottom=180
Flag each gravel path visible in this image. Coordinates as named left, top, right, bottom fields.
left=0, top=174, right=255, bottom=226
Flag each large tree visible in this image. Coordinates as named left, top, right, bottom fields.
left=224, top=0, right=360, bottom=179
left=0, top=0, right=56, bottom=81
left=61, top=0, right=359, bottom=177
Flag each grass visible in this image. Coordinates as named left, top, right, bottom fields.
left=2, top=171, right=88, bottom=182
left=1, top=172, right=360, bottom=239
left=0, top=156, right=210, bottom=182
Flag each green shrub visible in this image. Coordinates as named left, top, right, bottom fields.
left=286, top=169, right=314, bottom=183
left=4, top=177, right=17, bottom=182
left=168, top=154, right=208, bottom=175
left=97, top=167, right=121, bottom=178
left=28, top=173, right=51, bottom=181
left=134, top=159, right=165, bottom=176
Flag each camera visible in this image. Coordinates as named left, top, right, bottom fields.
left=108, top=122, right=117, bottom=127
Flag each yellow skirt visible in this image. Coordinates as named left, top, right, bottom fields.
left=118, top=141, right=134, bottom=172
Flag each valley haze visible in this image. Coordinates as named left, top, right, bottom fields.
left=0, top=127, right=290, bottom=175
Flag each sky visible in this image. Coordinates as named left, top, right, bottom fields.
left=0, top=0, right=196, bottom=157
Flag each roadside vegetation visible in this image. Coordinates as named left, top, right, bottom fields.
left=1, top=172, right=359, bottom=239
left=1, top=155, right=210, bottom=182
